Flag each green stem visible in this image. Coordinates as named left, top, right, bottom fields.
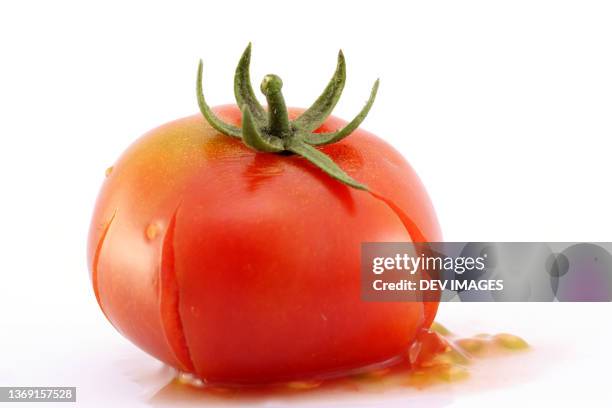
left=197, top=44, right=379, bottom=191
left=260, top=74, right=291, bottom=138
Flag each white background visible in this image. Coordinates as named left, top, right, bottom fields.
left=1, top=1, right=611, bottom=407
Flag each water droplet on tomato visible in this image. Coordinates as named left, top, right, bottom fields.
left=146, top=223, right=160, bottom=240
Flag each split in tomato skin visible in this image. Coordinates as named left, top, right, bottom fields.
left=87, top=105, right=441, bottom=385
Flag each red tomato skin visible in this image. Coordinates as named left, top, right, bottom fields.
left=87, top=106, right=442, bottom=384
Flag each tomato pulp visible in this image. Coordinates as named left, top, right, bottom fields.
left=88, top=106, right=442, bottom=385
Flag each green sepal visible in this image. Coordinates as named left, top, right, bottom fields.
left=292, top=50, right=346, bottom=132
left=286, top=139, right=367, bottom=190
left=241, top=106, right=284, bottom=152
left=197, top=60, right=242, bottom=138
left=234, top=43, right=267, bottom=125
left=304, top=79, right=379, bottom=146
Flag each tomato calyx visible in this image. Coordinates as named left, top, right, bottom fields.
left=196, top=43, right=380, bottom=190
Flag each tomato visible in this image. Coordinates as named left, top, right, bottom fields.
left=87, top=47, right=441, bottom=385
